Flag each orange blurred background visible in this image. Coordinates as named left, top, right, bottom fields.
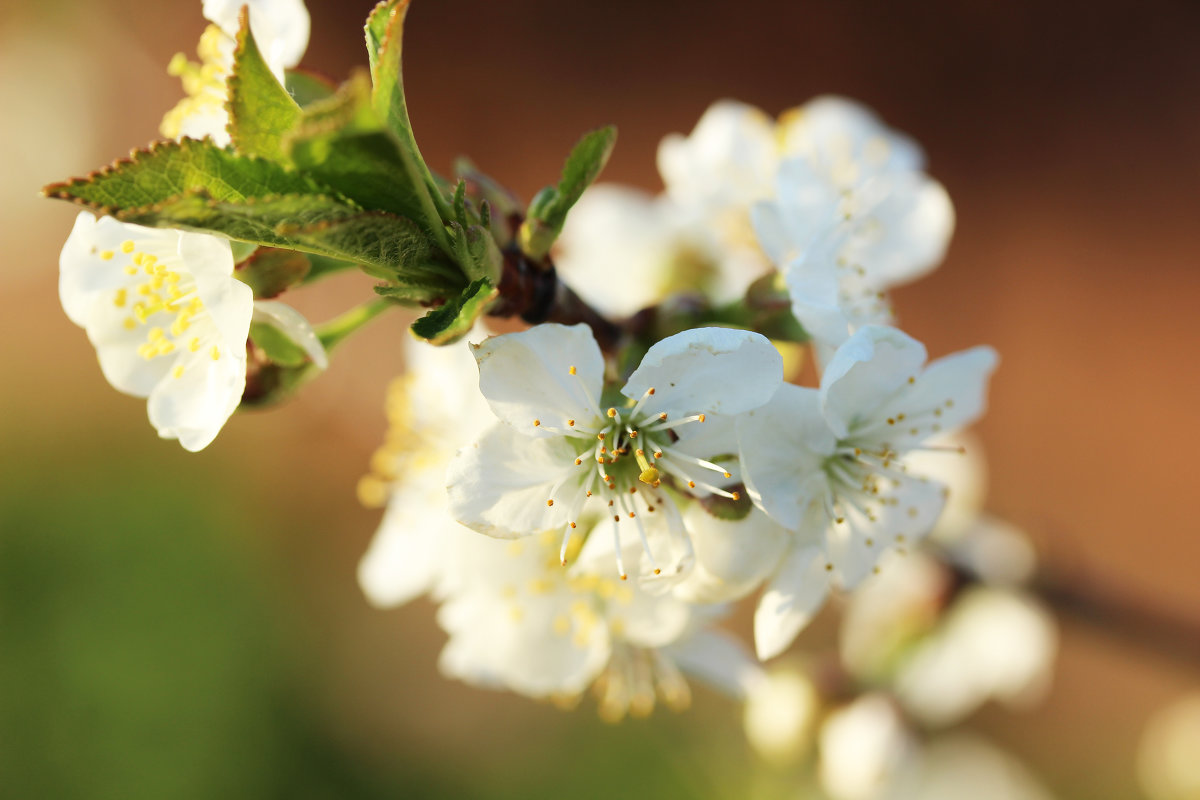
left=2, top=0, right=1198, bottom=797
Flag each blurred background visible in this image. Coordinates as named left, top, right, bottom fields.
left=2, top=0, right=1198, bottom=797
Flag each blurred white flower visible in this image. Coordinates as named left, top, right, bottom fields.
left=819, top=694, right=917, bottom=800
left=356, top=333, right=493, bottom=607
left=435, top=526, right=699, bottom=718
left=753, top=98, right=954, bottom=359
left=656, top=101, right=782, bottom=301
left=1139, top=692, right=1200, bottom=800
left=162, top=0, right=311, bottom=144
left=736, top=326, right=997, bottom=658
left=59, top=212, right=253, bottom=451
left=893, top=584, right=1057, bottom=727
left=447, top=323, right=782, bottom=580
left=554, top=185, right=726, bottom=317
left=887, top=735, right=1056, bottom=800
left=743, top=666, right=821, bottom=766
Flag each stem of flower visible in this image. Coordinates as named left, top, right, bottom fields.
left=316, top=298, right=393, bottom=351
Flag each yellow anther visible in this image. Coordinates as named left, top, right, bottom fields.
left=687, top=481, right=696, bottom=489
left=121, top=240, right=135, bottom=253
left=188, top=337, right=200, bottom=352
left=210, top=346, right=220, bottom=361
left=546, top=499, right=554, bottom=507
left=698, top=414, right=706, bottom=422
left=113, top=289, right=127, bottom=307
left=124, top=265, right=139, bottom=275
left=568, top=365, right=577, bottom=375
left=533, top=419, right=541, bottom=427
left=731, top=491, right=741, bottom=501
left=100, top=250, right=114, bottom=261
left=122, top=318, right=136, bottom=330
left=567, top=419, right=575, bottom=427
left=606, top=407, right=617, bottom=418
left=172, top=365, right=185, bottom=379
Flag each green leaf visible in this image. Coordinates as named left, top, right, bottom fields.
left=43, top=138, right=320, bottom=212
left=248, top=321, right=311, bottom=367
left=410, top=278, right=498, bottom=345
left=235, top=247, right=311, bottom=299
left=226, top=7, right=302, bottom=161
left=278, top=210, right=457, bottom=288
left=282, top=71, right=457, bottom=258
left=99, top=188, right=451, bottom=283
left=364, top=0, right=453, bottom=240
left=518, top=125, right=617, bottom=259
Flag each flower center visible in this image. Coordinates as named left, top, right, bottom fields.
left=106, top=238, right=221, bottom=380
left=160, top=25, right=232, bottom=140
left=536, top=367, right=738, bottom=580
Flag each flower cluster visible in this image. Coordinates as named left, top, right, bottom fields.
left=47, top=0, right=1056, bottom=784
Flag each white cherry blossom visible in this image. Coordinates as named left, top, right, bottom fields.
left=736, top=325, right=997, bottom=658
left=447, top=322, right=783, bottom=580
left=554, top=184, right=734, bottom=316
left=59, top=212, right=253, bottom=451
left=752, top=99, right=954, bottom=357
left=356, top=332, right=495, bottom=607
left=657, top=101, right=781, bottom=301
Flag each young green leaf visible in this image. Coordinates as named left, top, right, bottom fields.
left=226, top=6, right=302, bottom=161
left=364, top=0, right=453, bottom=242
left=518, top=125, right=617, bottom=260
left=410, top=278, right=499, bottom=345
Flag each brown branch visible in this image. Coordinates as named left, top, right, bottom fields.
left=1031, top=566, right=1200, bottom=670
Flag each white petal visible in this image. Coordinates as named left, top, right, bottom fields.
left=783, top=227, right=856, bottom=350
left=554, top=185, right=680, bottom=318
left=623, top=327, right=782, bottom=417
left=437, top=592, right=611, bottom=699
left=473, top=323, right=603, bottom=436
left=59, top=212, right=123, bottom=326
left=778, top=95, right=925, bottom=179
left=446, top=423, right=576, bottom=538
left=607, top=586, right=692, bottom=649
left=658, top=100, right=779, bottom=212
left=882, top=345, right=999, bottom=450
left=146, top=343, right=247, bottom=451
left=357, top=481, right=457, bottom=608
left=829, top=476, right=947, bottom=588
left=819, top=693, right=917, bottom=800
left=203, top=0, right=310, bottom=70
left=674, top=506, right=790, bottom=604
left=855, top=173, right=955, bottom=288
left=85, top=290, right=174, bottom=398
left=662, top=628, right=764, bottom=699
left=754, top=542, right=831, bottom=660
left=819, top=325, right=928, bottom=439
left=180, top=233, right=251, bottom=351
left=737, top=383, right=836, bottom=531
left=252, top=300, right=328, bottom=369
